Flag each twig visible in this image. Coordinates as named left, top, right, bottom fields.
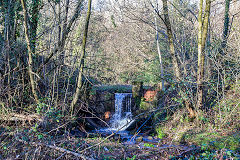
left=129, top=130, right=140, bottom=143
left=77, top=105, right=174, bottom=153
left=47, top=122, right=70, bottom=134
left=16, top=138, right=94, bottom=160
left=77, top=115, right=136, bottom=153
left=78, top=130, right=116, bottom=153
left=56, top=153, right=66, bottom=160
left=222, top=102, right=240, bottom=124
left=170, top=147, right=201, bottom=160
left=136, top=111, right=155, bottom=133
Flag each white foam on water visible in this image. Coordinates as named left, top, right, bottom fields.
left=109, top=93, right=133, bottom=131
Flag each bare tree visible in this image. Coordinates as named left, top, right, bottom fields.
left=37, top=0, right=84, bottom=74
left=30, top=0, right=40, bottom=54
left=197, top=0, right=211, bottom=110
left=155, top=16, right=164, bottom=90
left=219, top=0, right=231, bottom=55
left=20, top=0, right=39, bottom=103
left=71, top=0, right=92, bottom=115
left=162, top=0, right=181, bottom=80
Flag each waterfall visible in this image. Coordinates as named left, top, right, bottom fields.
left=110, top=93, right=133, bottom=131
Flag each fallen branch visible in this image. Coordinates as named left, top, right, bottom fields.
left=16, top=138, right=94, bottom=160
left=77, top=105, right=175, bottom=153
left=0, top=113, right=43, bottom=122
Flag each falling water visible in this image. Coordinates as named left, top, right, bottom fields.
left=110, top=93, right=133, bottom=131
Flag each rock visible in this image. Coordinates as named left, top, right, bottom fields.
left=125, top=120, right=137, bottom=131
left=132, top=81, right=144, bottom=109
left=104, top=111, right=111, bottom=120
left=85, top=118, right=100, bottom=130
left=136, top=136, right=143, bottom=142
left=147, top=136, right=153, bottom=140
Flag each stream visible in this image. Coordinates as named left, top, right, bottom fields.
left=75, top=92, right=222, bottom=159
left=91, top=93, right=172, bottom=149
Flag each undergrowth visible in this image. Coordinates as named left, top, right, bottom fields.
left=154, top=83, right=240, bottom=159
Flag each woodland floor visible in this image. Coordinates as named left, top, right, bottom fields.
left=0, top=123, right=239, bottom=160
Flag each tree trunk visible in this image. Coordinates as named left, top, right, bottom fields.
left=70, top=0, right=92, bottom=115
left=30, top=0, right=40, bottom=54
left=20, top=0, right=39, bottom=103
left=155, top=16, right=164, bottom=91
left=37, top=0, right=84, bottom=74
left=162, top=0, right=181, bottom=80
left=59, top=0, right=70, bottom=63
left=197, top=0, right=211, bottom=109
left=161, top=0, right=196, bottom=118
left=219, top=0, right=230, bottom=55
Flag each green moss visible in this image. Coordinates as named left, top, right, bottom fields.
left=156, top=127, right=165, bottom=139
left=184, top=132, right=218, bottom=144
left=184, top=131, right=240, bottom=152
left=139, top=100, right=152, bottom=110
left=91, top=85, right=133, bottom=93
left=214, top=134, right=240, bottom=151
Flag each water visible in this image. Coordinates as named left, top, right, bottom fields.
left=110, top=93, right=133, bottom=131
left=91, top=93, right=164, bottom=144
left=93, top=93, right=134, bottom=138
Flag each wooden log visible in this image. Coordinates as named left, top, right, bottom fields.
left=0, top=113, right=43, bottom=122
